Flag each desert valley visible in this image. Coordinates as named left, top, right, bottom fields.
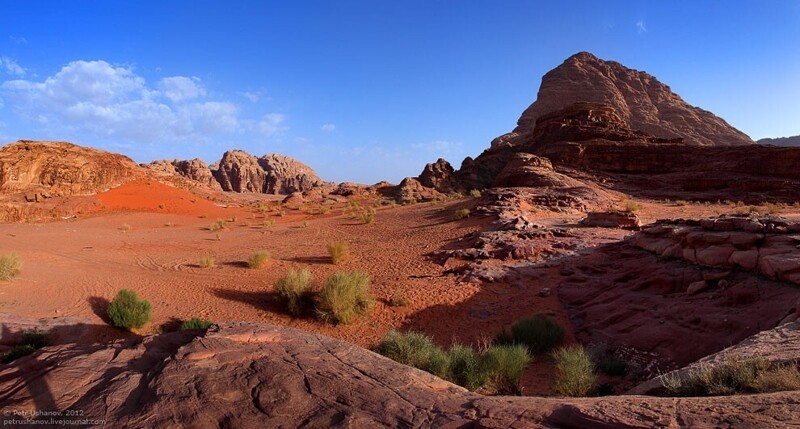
left=1, top=48, right=800, bottom=427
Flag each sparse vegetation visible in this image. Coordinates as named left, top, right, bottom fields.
left=469, top=189, right=482, bottom=198
left=622, top=199, right=643, bottom=212
left=374, top=331, right=531, bottom=394
left=388, top=290, right=409, bottom=307
left=453, top=208, right=471, bottom=220
left=302, top=220, right=309, bottom=228
left=247, top=250, right=271, bottom=269
left=553, top=345, right=597, bottom=397
left=275, top=268, right=313, bottom=316
left=0, top=253, right=22, bottom=281
left=327, top=241, right=350, bottom=265
left=661, top=356, right=800, bottom=396
left=199, top=213, right=208, bottom=219
left=359, top=209, right=376, bottom=224
left=588, top=343, right=629, bottom=377
left=208, top=219, right=227, bottom=231
left=1, top=344, right=36, bottom=364
left=316, top=271, right=372, bottom=324
left=107, top=289, right=151, bottom=330
left=180, top=317, right=213, bottom=330
left=675, top=200, right=690, bottom=206
left=497, top=315, right=565, bottom=355
left=120, top=223, right=133, bottom=231
left=198, top=257, right=215, bottom=268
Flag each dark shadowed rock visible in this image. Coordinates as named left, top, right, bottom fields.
left=759, top=135, right=800, bottom=147
left=418, top=158, right=458, bottom=193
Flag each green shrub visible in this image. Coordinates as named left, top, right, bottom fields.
left=198, top=257, right=215, bottom=268
left=661, top=356, right=800, bottom=396
left=247, top=250, right=271, bottom=269
left=1, top=344, right=35, bottom=364
left=480, top=344, right=531, bottom=394
left=0, top=253, right=21, bottom=281
left=447, top=344, right=483, bottom=390
left=180, top=317, right=213, bottom=330
left=21, top=330, right=50, bottom=349
left=107, top=289, right=151, bottom=330
left=275, top=268, right=313, bottom=316
left=327, top=241, right=350, bottom=265
left=453, top=208, right=470, bottom=220
left=316, top=271, right=372, bottom=324
left=505, top=315, right=565, bottom=355
left=588, top=343, right=628, bottom=377
left=553, top=345, right=596, bottom=397
left=374, top=330, right=448, bottom=378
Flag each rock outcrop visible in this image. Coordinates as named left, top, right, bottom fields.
left=513, top=51, right=753, bottom=147
left=388, top=177, right=443, bottom=204
left=759, top=135, right=800, bottom=147
left=2, top=321, right=798, bottom=428
left=0, top=140, right=142, bottom=196
left=144, top=158, right=221, bottom=190
left=580, top=210, right=642, bottom=229
left=418, top=158, right=458, bottom=193
left=212, top=150, right=324, bottom=194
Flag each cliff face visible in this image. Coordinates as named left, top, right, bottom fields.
left=0, top=140, right=143, bottom=196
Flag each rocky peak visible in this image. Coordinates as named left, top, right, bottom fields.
left=514, top=52, right=754, bottom=146
left=418, top=158, right=457, bottom=193
left=212, top=150, right=324, bottom=194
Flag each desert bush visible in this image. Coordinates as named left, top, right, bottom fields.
left=374, top=330, right=448, bottom=378
left=453, top=208, right=470, bottom=220
left=623, top=200, right=643, bottom=212
left=480, top=344, right=531, bottom=394
left=388, top=290, right=409, bottom=307
left=275, top=268, right=313, bottom=316
left=199, top=213, right=208, bottom=218
left=319, top=206, right=331, bottom=214
left=180, top=317, right=213, bottom=330
left=198, top=257, right=215, bottom=268
left=120, top=223, right=132, bottom=231
left=1, top=344, right=36, bottom=364
left=359, top=210, right=375, bottom=224
left=316, top=271, right=372, bottom=324
left=501, top=315, right=565, bottom=355
left=469, top=189, right=482, bottom=198
left=21, top=330, right=50, bottom=349
left=107, top=289, right=151, bottom=330
left=327, top=241, right=350, bottom=265
left=553, top=345, right=597, bottom=397
left=247, top=250, right=271, bottom=269
left=0, top=253, right=22, bottom=281
left=263, top=219, right=274, bottom=227
left=675, top=200, right=690, bottom=206
left=302, top=221, right=309, bottom=228
left=208, top=219, right=227, bottom=231
left=661, top=356, right=800, bottom=396
left=447, top=344, right=483, bottom=390
left=588, top=343, right=628, bottom=376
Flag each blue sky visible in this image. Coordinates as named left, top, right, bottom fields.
left=0, top=1, right=798, bottom=183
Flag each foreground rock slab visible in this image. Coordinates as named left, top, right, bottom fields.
left=1, top=322, right=798, bottom=428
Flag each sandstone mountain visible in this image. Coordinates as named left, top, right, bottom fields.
left=1, top=320, right=797, bottom=428
left=759, top=135, right=800, bottom=147
left=512, top=51, right=753, bottom=147
left=0, top=140, right=143, bottom=196
left=212, top=150, right=324, bottom=194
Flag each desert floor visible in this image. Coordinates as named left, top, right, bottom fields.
left=2, top=181, right=795, bottom=395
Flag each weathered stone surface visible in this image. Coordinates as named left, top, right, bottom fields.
left=144, top=158, right=222, bottom=190
left=2, top=321, right=799, bottom=428
left=0, top=140, right=142, bottom=196
left=389, top=177, right=443, bottom=203
left=580, top=210, right=642, bottom=229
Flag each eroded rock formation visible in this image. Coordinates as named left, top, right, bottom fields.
left=212, top=150, right=324, bottom=194
left=144, top=158, right=221, bottom=190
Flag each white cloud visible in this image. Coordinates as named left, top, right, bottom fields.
left=320, top=123, right=336, bottom=133
left=0, top=57, right=26, bottom=76
left=239, top=91, right=259, bottom=103
left=9, top=36, right=27, bottom=45
left=636, top=20, right=647, bottom=34
left=411, top=140, right=463, bottom=154
left=0, top=59, right=241, bottom=143
left=257, top=113, right=287, bottom=136
left=159, top=76, right=206, bottom=102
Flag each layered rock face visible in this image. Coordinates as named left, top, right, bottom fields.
left=513, top=51, right=754, bottom=147
left=2, top=321, right=798, bottom=428
left=212, top=150, right=323, bottom=194
left=0, top=140, right=142, bottom=196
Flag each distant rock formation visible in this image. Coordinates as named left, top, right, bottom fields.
left=212, top=150, right=324, bottom=194
left=418, top=158, right=457, bottom=193
left=759, top=135, right=800, bottom=147
left=389, top=177, right=443, bottom=203
left=1, top=320, right=798, bottom=428
left=0, top=140, right=142, bottom=196
left=513, top=51, right=753, bottom=147
left=144, top=158, right=221, bottom=190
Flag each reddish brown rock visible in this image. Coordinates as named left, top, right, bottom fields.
left=0, top=140, right=143, bottom=196
left=580, top=210, right=642, bottom=229
left=388, top=177, right=443, bottom=203
left=144, top=158, right=222, bottom=190
left=212, top=150, right=324, bottom=194
left=418, top=158, right=458, bottom=193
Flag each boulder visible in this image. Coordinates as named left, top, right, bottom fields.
left=580, top=210, right=642, bottom=229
